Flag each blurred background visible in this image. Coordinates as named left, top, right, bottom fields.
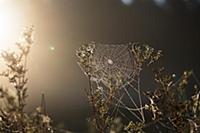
left=0, top=0, right=200, bottom=132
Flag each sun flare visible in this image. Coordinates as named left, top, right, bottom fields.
left=0, top=3, right=23, bottom=52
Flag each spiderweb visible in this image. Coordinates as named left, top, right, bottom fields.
left=91, top=44, right=137, bottom=87
left=96, top=43, right=145, bottom=122
left=77, top=42, right=200, bottom=132
left=77, top=43, right=146, bottom=123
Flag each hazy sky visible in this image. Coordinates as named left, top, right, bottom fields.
left=0, top=0, right=200, bottom=131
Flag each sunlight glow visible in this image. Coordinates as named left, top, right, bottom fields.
left=0, top=3, right=23, bottom=51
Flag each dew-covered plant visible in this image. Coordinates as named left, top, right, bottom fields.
left=144, top=69, right=200, bottom=133
left=77, top=42, right=200, bottom=133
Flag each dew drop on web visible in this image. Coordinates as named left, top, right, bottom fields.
left=107, top=59, right=113, bottom=65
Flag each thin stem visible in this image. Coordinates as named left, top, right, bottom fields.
left=87, top=76, right=101, bottom=131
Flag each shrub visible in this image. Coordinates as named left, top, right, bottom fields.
left=77, top=42, right=200, bottom=133
left=0, top=26, right=53, bottom=133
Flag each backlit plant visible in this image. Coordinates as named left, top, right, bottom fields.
left=77, top=42, right=200, bottom=133
left=0, top=26, right=53, bottom=133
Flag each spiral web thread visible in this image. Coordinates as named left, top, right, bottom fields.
left=78, top=43, right=146, bottom=123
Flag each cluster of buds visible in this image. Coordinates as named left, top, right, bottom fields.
left=76, top=42, right=96, bottom=77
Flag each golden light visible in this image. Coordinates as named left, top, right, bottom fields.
left=0, top=2, right=23, bottom=52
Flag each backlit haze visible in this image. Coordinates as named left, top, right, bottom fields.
left=0, top=0, right=200, bottom=131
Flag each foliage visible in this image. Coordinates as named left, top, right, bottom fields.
left=0, top=26, right=199, bottom=133
left=77, top=42, right=200, bottom=133
left=0, top=26, right=53, bottom=133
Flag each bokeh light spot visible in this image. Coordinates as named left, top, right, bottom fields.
left=121, top=0, right=135, bottom=6
left=50, top=46, right=55, bottom=51
left=154, top=0, right=167, bottom=8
